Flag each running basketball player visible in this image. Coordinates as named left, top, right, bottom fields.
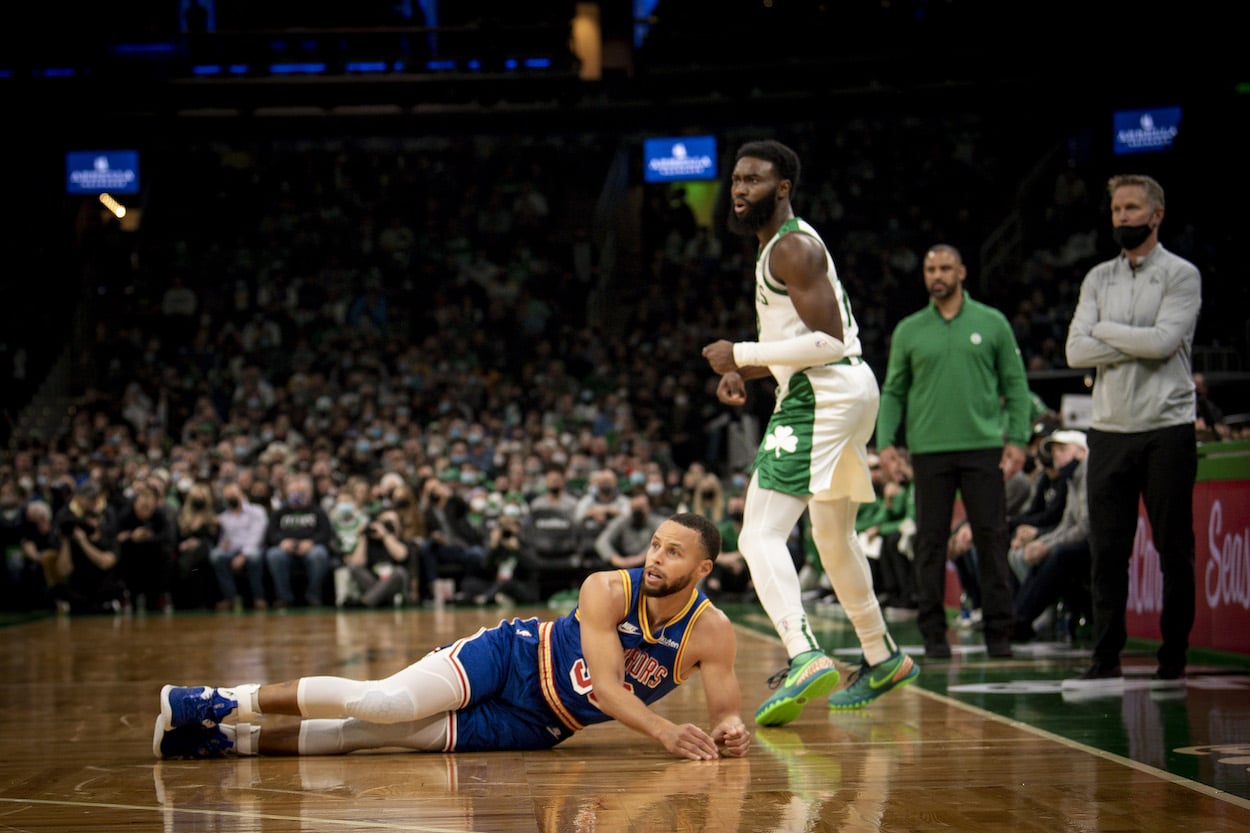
left=701, top=139, right=917, bottom=725
left=154, top=513, right=751, bottom=760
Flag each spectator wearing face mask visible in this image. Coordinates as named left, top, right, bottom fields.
left=574, top=468, right=628, bottom=541
left=211, top=479, right=270, bottom=611
left=173, top=480, right=220, bottom=610
left=689, top=474, right=727, bottom=525
left=529, top=466, right=578, bottom=519
left=342, top=509, right=413, bottom=608
left=593, top=489, right=669, bottom=569
left=417, top=478, right=490, bottom=604
left=114, top=480, right=179, bottom=612
left=264, top=472, right=334, bottom=608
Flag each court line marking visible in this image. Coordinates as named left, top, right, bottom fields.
left=0, top=796, right=486, bottom=833
left=732, top=621, right=1250, bottom=812
left=908, top=684, right=1250, bottom=811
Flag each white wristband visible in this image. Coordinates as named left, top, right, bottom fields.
left=733, top=331, right=846, bottom=368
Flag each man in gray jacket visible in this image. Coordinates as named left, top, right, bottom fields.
left=1063, top=174, right=1200, bottom=690
left=1008, top=430, right=1090, bottom=643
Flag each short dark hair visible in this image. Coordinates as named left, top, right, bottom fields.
left=735, top=140, right=801, bottom=192
left=669, top=512, right=721, bottom=561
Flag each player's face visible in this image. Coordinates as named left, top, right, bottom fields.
left=923, top=250, right=965, bottom=300
left=641, top=520, right=712, bottom=598
left=728, top=157, right=783, bottom=236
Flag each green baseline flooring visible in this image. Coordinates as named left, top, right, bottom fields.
left=725, top=599, right=1250, bottom=804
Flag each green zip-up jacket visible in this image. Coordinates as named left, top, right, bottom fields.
left=877, top=292, right=1032, bottom=454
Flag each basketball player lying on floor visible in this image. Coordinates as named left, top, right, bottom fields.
left=155, top=513, right=751, bottom=761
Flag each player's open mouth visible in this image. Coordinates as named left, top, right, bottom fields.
left=644, top=569, right=663, bottom=584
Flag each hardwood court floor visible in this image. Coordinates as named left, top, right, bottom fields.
left=2, top=602, right=1249, bottom=833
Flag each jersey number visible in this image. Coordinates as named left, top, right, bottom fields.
left=570, top=657, right=634, bottom=707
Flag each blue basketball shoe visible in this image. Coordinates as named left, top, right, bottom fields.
left=153, top=715, right=233, bottom=759
left=160, top=684, right=238, bottom=730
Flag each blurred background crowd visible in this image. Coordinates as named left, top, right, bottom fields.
left=1, top=0, right=1245, bottom=618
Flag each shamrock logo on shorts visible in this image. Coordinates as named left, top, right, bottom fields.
left=765, top=425, right=799, bottom=458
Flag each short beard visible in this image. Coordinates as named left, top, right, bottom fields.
left=726, top=188, right=777, bottom=237
left=640, top=573, right=693, bottom=599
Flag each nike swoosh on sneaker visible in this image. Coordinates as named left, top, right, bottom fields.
left=868, top=660, right=909, bottom=689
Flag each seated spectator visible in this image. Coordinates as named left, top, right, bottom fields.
left=478, top=509, right=542, bottom=606
left=593, top=489, right=668, bottom=569
left=1, top=480, right=31, bottom=609
left=512, top=504, right=595, bottom=602
left=210, top=479, right=270, bottom=611
left=387, top=480, right=428, bottom=603
left=1010, top=430, right=1091, bottom=643
left=688, top=472, right=727, bottom=525
left=47, top=480, right=125, bottom=614
left=264, top=472, right=334, bottom=608
left=1194, top=372, right=1231, bottom=441
left=528, top=466, right=578, bottom=519
left=418, top=477, right=490, bottom=603
left=574, top=468, right=628, bottom=542
left=707, top=492, right=752, bottom=600
left=950, top=424, right=1073, bottom=615
left=9, top=499, right=54, bottom=611
left=114, top=481, right=179, bottom=612
left=341, top=509, right=413, bottom=608
left=857, top=452, right=917, bottom=614
left=329, top=478, right=371, bottom=558
left=173, top=481, right=220, bottom=610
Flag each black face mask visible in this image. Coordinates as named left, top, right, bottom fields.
left=1112, top=223, right=1152, bottom=251
left=226, top=497, right=241, bottom=510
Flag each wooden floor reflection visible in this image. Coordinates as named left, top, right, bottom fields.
left=2, top=607, right=1248, bottom=832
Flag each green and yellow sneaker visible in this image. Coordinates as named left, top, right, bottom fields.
left=827, top=651, right=919, bottom=710
left=754, top=650, right=840, bottom=726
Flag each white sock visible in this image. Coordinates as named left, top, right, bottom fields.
left=222, top=723, right=259, bottom=756
left=219, top=684, right=261, bottom=721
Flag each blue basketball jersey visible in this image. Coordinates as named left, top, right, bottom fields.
left=441, top=568, right=713, bottom=751
left=539, top=567, right=713, bottom=730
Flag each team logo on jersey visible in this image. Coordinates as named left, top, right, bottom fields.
left=764, top=425, right=799, bottom=458
left=617, top=622, right=640, bottom=635
left=970, top=332, right=983, bottom=345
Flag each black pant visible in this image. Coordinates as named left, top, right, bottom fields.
left=912, top=448, right=1014, bottom=643
left=1014, top=540, right=1090, bottom=635
left=1086, top=424, right=1196, bottom=672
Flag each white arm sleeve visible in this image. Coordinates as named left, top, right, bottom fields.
left=733, top=331, right=846, bottom=368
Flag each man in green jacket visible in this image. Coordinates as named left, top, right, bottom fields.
left=877, top=244, right=1032, bottom=659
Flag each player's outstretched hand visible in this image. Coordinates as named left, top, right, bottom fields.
left=660, top=722, right=722, bottom=761
left=712, top=719, right=751, bottom=758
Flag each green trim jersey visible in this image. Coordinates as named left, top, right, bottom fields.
left=755, top=217, right=864, bottom=393
left=750, top=217, right=878, bottom=503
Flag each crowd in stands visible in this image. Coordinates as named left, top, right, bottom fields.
left=1, top=115, right=1242, bottom=620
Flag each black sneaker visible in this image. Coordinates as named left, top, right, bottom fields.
left=1060, top=663, right=1124, bottom=691
left=924, top=639, right=952, bottom=660
left=1151, top=666, right=1186, bottom=689
left=985, top=636, right=1013, bottom=658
